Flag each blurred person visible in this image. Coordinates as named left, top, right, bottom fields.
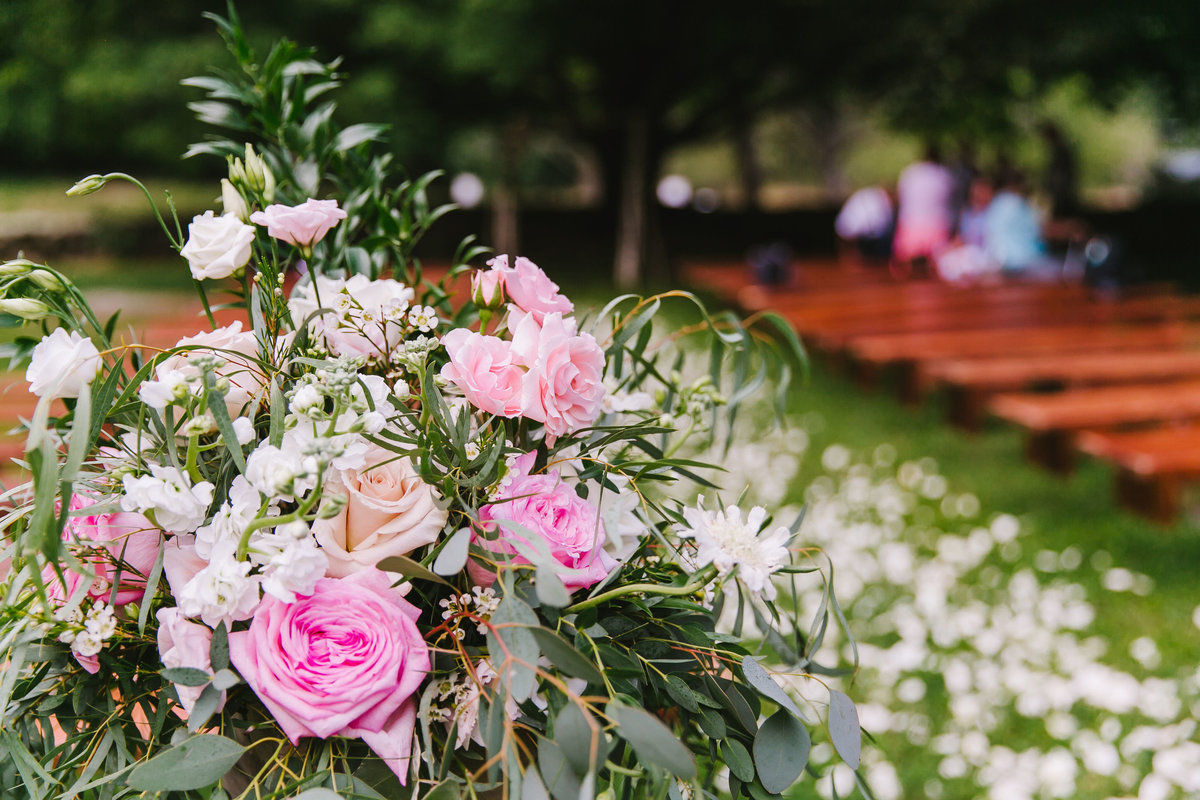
left=984, top=169, right=1062, bottom=281
left=892, top=143, right=956, bottom=273
left=936, top=175, right=1001, bottom=282
left=834, top=184, right=894, bottom=268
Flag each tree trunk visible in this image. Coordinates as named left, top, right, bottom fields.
left=491, top=118, right=527, bottom=257
left=734, top=118, right=763, bottom=211
left=614, top=112, right=650, bottom=290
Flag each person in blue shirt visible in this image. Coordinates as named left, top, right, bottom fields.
left=984, top=170, right=1061, bottom=281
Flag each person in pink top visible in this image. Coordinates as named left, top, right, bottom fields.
left=892, top=144, right=956, bottom=269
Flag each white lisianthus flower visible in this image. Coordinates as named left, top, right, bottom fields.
left=676, top=501, right=790, bottom=601
left=120, top=465, right=215, bottom=533
left=25, top=328, right=102, bottom=399
left=177, top=542, right=261, bottom=627
left=180, top=211, right=256, bottom=280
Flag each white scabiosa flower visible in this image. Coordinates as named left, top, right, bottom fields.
left=676, top=501, right=790, bottom=600
left=121, top=465, right=215, bottom=533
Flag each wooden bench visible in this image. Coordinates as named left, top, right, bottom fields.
left=989, top=378, right=1200, bottom=473
left=931, top=349, right=1200, bottom=430
left=1076, top=424, right=1200, bottom=522
left=847, top=322, right=1200, bottom=402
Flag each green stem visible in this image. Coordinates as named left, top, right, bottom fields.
left=566, top=564, right=719, bottom=614
left=235, top=486, right=322, bottom=561
left=103, top=173, right=181, bottom=250
left=184, top=433, right=202, bottom=484
left=191, top=278, right=218, bottom=329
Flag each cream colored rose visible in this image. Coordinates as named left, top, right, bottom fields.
left=313, top=444, right=447, bottom=577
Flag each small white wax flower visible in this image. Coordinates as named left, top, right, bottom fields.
left=121, top=465, right=215, bottom=534
left=408, top=304, right=439, bottom=332
left=676, top=502, right=790, bottom=600
left=71, top=630, right=104, bottom=658
left=25, top=328, right=102, bottom=399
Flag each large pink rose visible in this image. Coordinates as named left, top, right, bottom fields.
left=312, top=444, right=448, bottom=578
left=250, top=198, right=346, bottom=249
left=157, top=322, right=266, bottom=416
left=43, top=495, right=163, bottom=608
left=510, top=311, right=606, bottom=443
left=473, top=452, right=615, bottom=591
left=439, top=329, right=525, bottom=418
left=229, top=571, right=429, bottom=782
left=487, top=255, right=572, bottom=321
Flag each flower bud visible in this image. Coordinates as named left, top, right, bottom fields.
left=0, top=297, right=51, bottom=320
left=243, top=144, right=273, bottom=195
left=27, top=270, right=65, bottom=292
left=471, top=269, right=505, bottom=309
left=221, top=179, right=250, bottom=222
left=66, top=174, right=109, bottom=197
left=0, top=259, right=34, bottom=278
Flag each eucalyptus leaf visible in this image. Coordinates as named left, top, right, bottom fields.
left=376, top=555, right=454, bottom=588
left=125, top=734, right=246, bottom=791
left=752, top=710, right=810, bottom=794
left=486, top=597, right=540, bottom=701
left=433, top=527, right=471, bottom=576
left=526, top=627, right=604, bottom=685
left=828, top=690, right=862, bottom=769
left=722, top=739, right=756, bottom=783
left=161, top=666, right=211, bottom=687
left=607, top=703, right=696, bottom=779
left=555, top=701, right=599, bottom=776
left=741, top=655, right=806, bottom=722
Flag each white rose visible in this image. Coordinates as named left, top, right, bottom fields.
left=26, top=328, right=102, bottom=399
left=312, top=443, right=448, bottom=577
left=180, top=211, right=256, bottom=280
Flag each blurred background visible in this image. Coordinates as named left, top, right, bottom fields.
left=4, top=0, right=1200, bottom=287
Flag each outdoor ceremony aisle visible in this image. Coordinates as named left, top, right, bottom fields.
left=729, top=364, right=1200, bottom=800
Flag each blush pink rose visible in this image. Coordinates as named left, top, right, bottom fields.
left=439, top=329, right=525, bottom=418
left=250, top=198, right=347, bottom=248
left=472, top=452, right=615, bottom=591
left=156, top=607, right=224, bottom=715
left=312, top=444, right=448, bottom=578
left=228, top=570, right=429, bottom=783
left=487, top=255, right=572, bottom=321
left=157, top=322, right=267, bottom=417
left=509, top=311, right=606, bottom=443
left=43, top=495, right=163, bottom=608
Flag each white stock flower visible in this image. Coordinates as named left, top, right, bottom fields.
left=25, top=328, right=102, bottom=399
left=121, top=465, right=214, bottom=533
left=177, top=542, right=261, bottom=627
left=138, top=368, right=193, bottom=409
left=180, top=211, right=256, bottom=280
left=252, top=521, right=328, bottom=603
left=232, top=416, right=255, bottom=445
left=194, top=476, right=263, bottom=559
left=289, top=383, right=325, bottom=416
left=676, top=502, right=790, bottom=600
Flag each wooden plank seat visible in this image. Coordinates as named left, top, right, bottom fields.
left=989, top=378, right=1200, bottom=473
left=1076, top=424, right=1200, bottom=522
left=847, top=322, right=1200, bottom=401
left=932, top=349, right=1200, bottom=430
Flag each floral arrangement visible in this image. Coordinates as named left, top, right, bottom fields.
left=0, top=9, right=866, bottom=800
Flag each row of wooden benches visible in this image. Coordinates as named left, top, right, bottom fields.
left=686, top=261, right=1200, bottom=523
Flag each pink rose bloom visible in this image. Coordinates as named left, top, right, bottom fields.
left=487, top=255, right=572, bottom=321
left=228, top=570, right=429, bottom=783
left=473, top=452, right=615, bottom=591
left=439, top=329, right=525, bottom=418
left=43, top=496, right=163, bottom=608
left=509, top=311, right=606, bottom=443
left=156, top=322, right=266, bottom=416
left=162, top=534, right=207, bottom=598
left=250, top=198, right=347, bottom=249
left=313, top=444, right=448, bottom=578
left=156, top=607, right=224, bottom=715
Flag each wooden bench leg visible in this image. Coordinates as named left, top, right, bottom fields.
left=946, top=386, right=986, bottom=432
left=898, top=363, right=928, bottom=406
left=851, top=358, right=881, bottom=391
left=1027, top=430, right=1075, bottom=474
left=1115, top=470, right=1179, bottom=524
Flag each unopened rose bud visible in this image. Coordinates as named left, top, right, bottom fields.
left=0, top=297, right=51, bottom=320
left=66, top=174, right=109, bottom=197
left=221, top=179, right=249, bottom=222
left=243, top=144, right=271, bottom=195
left=471, top=269, right=505, bottom=309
